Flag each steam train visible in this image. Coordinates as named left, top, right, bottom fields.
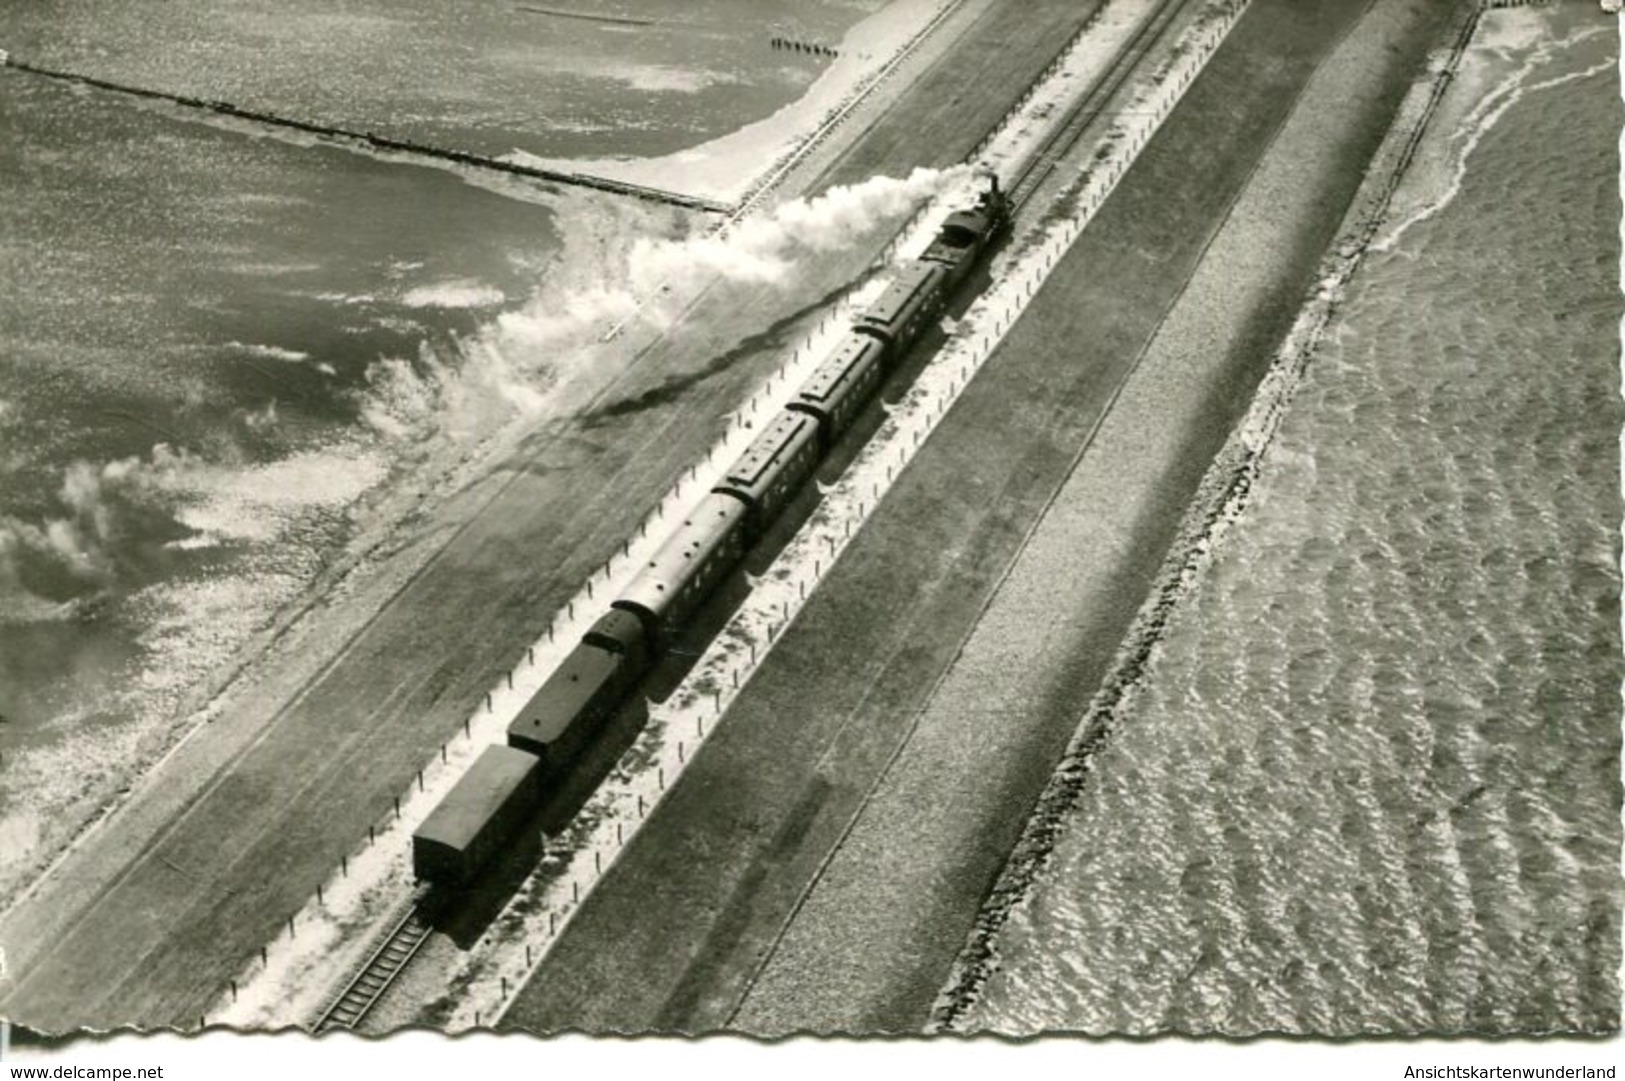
left=412, top=175, right=1011, bottom=886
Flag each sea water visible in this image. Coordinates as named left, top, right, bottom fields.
left=963, top=7, right=1622, bottom=1035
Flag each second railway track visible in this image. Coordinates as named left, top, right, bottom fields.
left=1008, top=0, right=1192, bottom=211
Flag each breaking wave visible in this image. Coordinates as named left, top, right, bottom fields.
left=400, top=281, right=508, bottom=310
left=0, top=446, right=202, bottom=606
left=225, top=341, right=311, bottom=364
left=1372, top=21, right=1612, bottom=254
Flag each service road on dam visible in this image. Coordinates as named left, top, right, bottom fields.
left=501, top=0, right=1461, bottom=1035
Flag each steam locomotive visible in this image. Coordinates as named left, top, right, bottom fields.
left=413, top=175, right=1011, bottom=886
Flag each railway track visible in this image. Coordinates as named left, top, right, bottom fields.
left=312, top=893, right=434, bottom=1034
left=1007, top=0, right=1192, bottom=212
left=306, top=0, right=1210, bottom=1034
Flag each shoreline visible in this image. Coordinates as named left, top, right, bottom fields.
left=505, top=0, right=973, bottom=207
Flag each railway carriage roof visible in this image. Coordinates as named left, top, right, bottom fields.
left=858, top=263, right=945, bottom=326
left=797, top=335, right=883, bottom=404
left=415, top=745, right=538, bottom=848
left=724, top=412, right=818, bottom=488
left=510, top=642, right=621, bottom=744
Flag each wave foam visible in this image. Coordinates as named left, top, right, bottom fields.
left=400, top=281, right=507, bottom=309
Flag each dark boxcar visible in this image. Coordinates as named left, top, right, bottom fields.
left=506, top=638, right=632, bottom=765
left=852, top=262, right=948, bottom=358
left=788, top=332, right=886, bottom=445
left=412, top=745, right=542, bottom=886
left=713, top=410, right=821, bottom=536
left=613, top=491, right=748, bottom=645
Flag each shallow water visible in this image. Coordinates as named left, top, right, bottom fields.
left=963, top=8, right=1622, bottom=1035
left=0, top=0, right=870, bottom=160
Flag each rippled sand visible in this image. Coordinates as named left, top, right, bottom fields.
left=963, top=7, right=1621, bottom=1035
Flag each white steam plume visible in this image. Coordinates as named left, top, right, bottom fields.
left=355, top=166, right=964, bottom=446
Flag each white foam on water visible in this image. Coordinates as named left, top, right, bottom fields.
left=399, top=281, right=507, bottom=310
left=1373, top=20, right=1614, bottom=254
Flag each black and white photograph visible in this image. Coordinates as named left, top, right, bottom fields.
left=0, top=0, right=1619, bottom=1067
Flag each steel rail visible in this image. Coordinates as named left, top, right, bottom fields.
left=312, top=892, right=434, bottom=1034
left=1006, top=0, right=1194, bottom=214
